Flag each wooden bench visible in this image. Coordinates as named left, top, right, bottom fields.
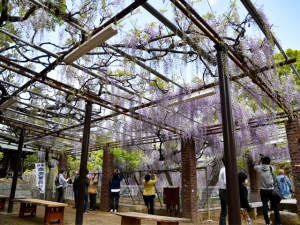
left=278, top=199, right=297, bottom=213
left=248, top=202, right=264, bottom=219
left=0, top=195, right=9, bottom=211
left=249, top=199, right=297, bottom=219
left=12, top=199, right=68, bottom=225
left=114, top=211, right=190, bottom=225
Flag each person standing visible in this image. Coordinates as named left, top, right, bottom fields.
left=238, top=172, right=251, bottom=225
left=110, top=169, right=123, bottom=212
left=56, top=170, right=70, bottom=203
left=143, top=173, right=158, bottom=215
left=72, top=170, right=79, bottom=208
left=217, top=157, right=227, bottom=225
left=254, top=155, right=281, bottom=225
left=88, top=173, right=98, bottom=211
left=83, top=169, right=90, bottom=214
left=276, top=169, right=292, bottom=199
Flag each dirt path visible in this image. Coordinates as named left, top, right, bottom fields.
left=0, top=203, right=267, bottom=225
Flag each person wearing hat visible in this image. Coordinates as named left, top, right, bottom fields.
left=238, top=172, right=251, bottom=225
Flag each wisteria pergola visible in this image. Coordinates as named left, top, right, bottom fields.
left=0, top=0, right=299, bottom=224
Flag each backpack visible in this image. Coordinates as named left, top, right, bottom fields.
left=55, top=176, right=60, bottom=186
left=279, top=176, right=287, bottom=185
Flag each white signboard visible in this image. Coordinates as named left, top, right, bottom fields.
left=35, top=163, right=46, bottom=193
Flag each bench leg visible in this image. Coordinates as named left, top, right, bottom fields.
left=256, top=207, right=263, bottom=216
left=0, top=198, right=6, bottom=211
left=44, top=206, right=65, bottom=225
left=19, top=203, right=37, bottom=218
left=121, top=216, right=141, bottom=225
left=248, top=208, right=256, bottom=219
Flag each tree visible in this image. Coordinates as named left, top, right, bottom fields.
left=23, top=153, right=38, bottom=170
left=274, top=48, right=300, bottom=84
left=113, top=147, right=145, bottom=172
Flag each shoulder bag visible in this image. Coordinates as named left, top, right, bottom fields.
left=269, top=166, right=283, bottom=204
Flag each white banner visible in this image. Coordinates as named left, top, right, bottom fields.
left=35, top=163, right=46, bottom=193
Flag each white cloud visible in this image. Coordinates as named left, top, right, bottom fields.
left=208, top=0, right=218, bottom=6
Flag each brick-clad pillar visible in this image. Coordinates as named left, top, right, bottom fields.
left=285, top=119, right=300, bottom=216
left=99, top=147, right=114, bottom=211
left=181, top=137, right=198, bottom=223
left=247, top=159, right=260, bottom=202
left=58, top=153, right=68, bottom=173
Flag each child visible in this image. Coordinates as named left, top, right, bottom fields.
left=238, top=172, right=251, bottom=225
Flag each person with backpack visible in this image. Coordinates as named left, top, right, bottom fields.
left=56, top=170, right=70, bottom=203
left=276, top=169, right=292, bottom=199
left=110, top=169, right=123, bottom=212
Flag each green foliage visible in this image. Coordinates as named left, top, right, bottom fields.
left=273, top=161, right=291, bottom=176
left=67, top=151, right=103, bottom=174
left=24, top=153, right=39, bottom=170
left=66, top=147, right=144, bottom=174
left=0, top=152, right=3, bottom=160
left=54, top=0, right=67, bottom=13
left=113, top=147, right=145, bottom=171
left=274, top=48, right=300, bottom=84
left=67, top=155, right=81, bottom=173
left=87, top=151, right=102, bottom=171
left=150, top=77, right=169, bottom=90
left=236, top=158, right=247, bottom=170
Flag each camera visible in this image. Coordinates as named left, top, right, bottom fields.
left=259, top=154, right=265, bottom=159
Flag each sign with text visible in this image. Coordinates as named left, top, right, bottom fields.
left=35, top=163, right=46, bottom=193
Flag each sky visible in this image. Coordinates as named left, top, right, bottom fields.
left=205, top=0, right=300, bottom=51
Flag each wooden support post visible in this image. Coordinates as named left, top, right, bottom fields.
left=7, top=128, right=25, bottom=213
left=215, top=43, right=240, bottom=224
left=75, top=101, right=92, bottom=225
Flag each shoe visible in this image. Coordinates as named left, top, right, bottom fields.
left=114, top=209, right=117, bottom=212
left=90, top=208, right=95, bottom=211
left=83, top=211, right=89, bottom=214
left=110, top=209, right=113, bottom=212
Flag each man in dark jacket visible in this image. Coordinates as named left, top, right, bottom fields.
left=254, top=156, right=281, bottom=225
left=72, top=170, right=79, bottom=208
